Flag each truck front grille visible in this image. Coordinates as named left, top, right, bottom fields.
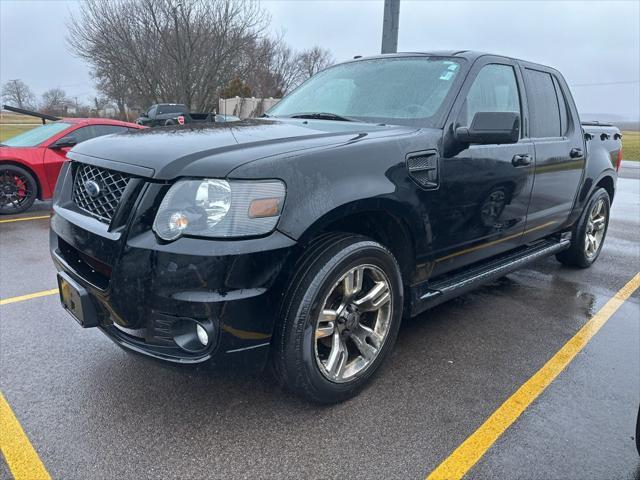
left=72, top=163, right=131, bottom=223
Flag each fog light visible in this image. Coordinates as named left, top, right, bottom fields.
left=172, top=318, right=215, bottom=353
left=196, top=324, right=209, bottom=345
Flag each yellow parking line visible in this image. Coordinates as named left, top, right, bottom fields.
left=0, top=391, right=51, bottom=480
left=0, top=215, right=50, bottom=224
left=426, top=272, right=640, bottom=480
left=0, top=289, right=59, bottom=306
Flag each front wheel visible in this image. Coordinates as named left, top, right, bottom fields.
left=556, top=187, right=610, bottom=268
left=272, top=234, right=403, bottom=403
left=0, top=165, right=38, bottom=215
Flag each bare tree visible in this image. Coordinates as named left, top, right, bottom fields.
left=240, top=39, right=333, bottom=97
left=68, top=0, right=268, bottom=112
left=270, top=42, right=300, bottom=95
left=41, top=88, right=70, bottom=116
left=295, top=46, right=334, bottom=81
left=94, top=70, right=136, bottom=119
left=249, top=35, right=303, bottom=97
left=1, top=79, right=36, bottom=109
left=68, top=0, right=335, bottom=112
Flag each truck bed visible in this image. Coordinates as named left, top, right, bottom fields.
left=582, top=122, right=623, bottom=170
left=187, top=112, right=213, bottom=122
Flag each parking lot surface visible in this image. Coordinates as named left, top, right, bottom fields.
left=1, top=163, right=639, bottom=480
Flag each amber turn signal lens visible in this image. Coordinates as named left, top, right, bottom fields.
left=169, top=211, right=189, bottom=230
left=248, top=198, right=281, bottom=218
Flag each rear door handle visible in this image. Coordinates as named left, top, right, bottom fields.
left=570, top=148, right=583, bottom=159
left=512, top=154, right=532, bottom=167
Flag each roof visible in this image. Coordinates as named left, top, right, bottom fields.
left=350, top=50, right=485, bottom=61
left=346, top=51, right=559, bottom=76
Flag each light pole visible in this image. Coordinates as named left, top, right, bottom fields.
left=381, top=0, right=400, bottom=54
left=173, top=1, right=186, bottom=106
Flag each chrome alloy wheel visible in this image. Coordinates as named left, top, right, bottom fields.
left=314, top=264, right=393, bottom=383
left=585, top=198, right=607, bottom=259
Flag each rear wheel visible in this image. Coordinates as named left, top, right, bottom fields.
left=556, top=188, right=610, bottom=268
left=272, top=234, right=403, bottom=403
left=0, top=165, right=37, bottom=214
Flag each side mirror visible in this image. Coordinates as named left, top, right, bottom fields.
left=50, top=135, right=78, bottom=149
left=140, top=112, right=148, bottom=118
left=455, top=112, right=520, bottom=145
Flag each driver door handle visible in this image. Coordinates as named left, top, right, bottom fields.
left=512, top=154, right=532, bottom=167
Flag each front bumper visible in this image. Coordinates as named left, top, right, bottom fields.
left=50, top=162, right=296, bottom=371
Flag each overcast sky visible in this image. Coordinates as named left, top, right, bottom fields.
left=1, top=0, right=639, bottom=120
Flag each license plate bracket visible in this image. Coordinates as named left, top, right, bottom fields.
left=57, top=272, right=99, bottom=328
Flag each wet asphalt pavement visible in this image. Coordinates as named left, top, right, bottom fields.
left=0, top=162, right=638, bottom=480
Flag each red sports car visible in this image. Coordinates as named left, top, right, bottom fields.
left=0, top=118, right=143, bottom=214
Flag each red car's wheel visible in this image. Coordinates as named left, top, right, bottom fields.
left=0, top=165, right=38, bottom=214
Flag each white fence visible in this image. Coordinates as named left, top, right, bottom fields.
left=218, top=97, right=280, bottom=119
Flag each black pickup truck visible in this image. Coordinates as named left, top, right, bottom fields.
left=136, top=103, right=240, bottom=127
left=51, top=51, right=622, bottom=403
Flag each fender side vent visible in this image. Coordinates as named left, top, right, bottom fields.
left=407, top=150, right=439, bottom=189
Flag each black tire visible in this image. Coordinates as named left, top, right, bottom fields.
left=556, top=188, right=610, bottom=268
left=164, top=119, right=176, bottom=126
left=0, top=164, right=38, bottom=215
left=272, top=234, right=404, bottom=403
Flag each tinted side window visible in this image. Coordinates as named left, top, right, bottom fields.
left=158, top=105, right=185, bottom=114
left=148, top=105, right=157, bottom=117
left=552, top=76, right=569, bottom=136
left=462, top=64, right=521, bottom=127
left=70, top=126, right=95, bottom=144
left=91, top=125, right=128, bottom=137
left=69, top=125, right=128, bottom=144
left=524, top=69, right=561, bottom=138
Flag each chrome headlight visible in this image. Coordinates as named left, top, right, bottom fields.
left=153, top=179, right=286, bottom=241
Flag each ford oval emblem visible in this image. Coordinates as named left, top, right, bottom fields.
left=84, top=180, right=101, bottom=198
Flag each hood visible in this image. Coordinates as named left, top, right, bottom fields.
left=67, top=118, right=417, bottom=180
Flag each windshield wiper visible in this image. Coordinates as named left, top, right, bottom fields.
left=289, top=112, right=356, bottom=122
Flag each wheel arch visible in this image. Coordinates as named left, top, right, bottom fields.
left=0, top=160, right=43, bottom=200
left=293, top=199, right=423, bottom=284
left=594, top=174, right=615, bottom=202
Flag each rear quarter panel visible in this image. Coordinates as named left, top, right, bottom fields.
left=573, top=125, right=620, bottom=216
